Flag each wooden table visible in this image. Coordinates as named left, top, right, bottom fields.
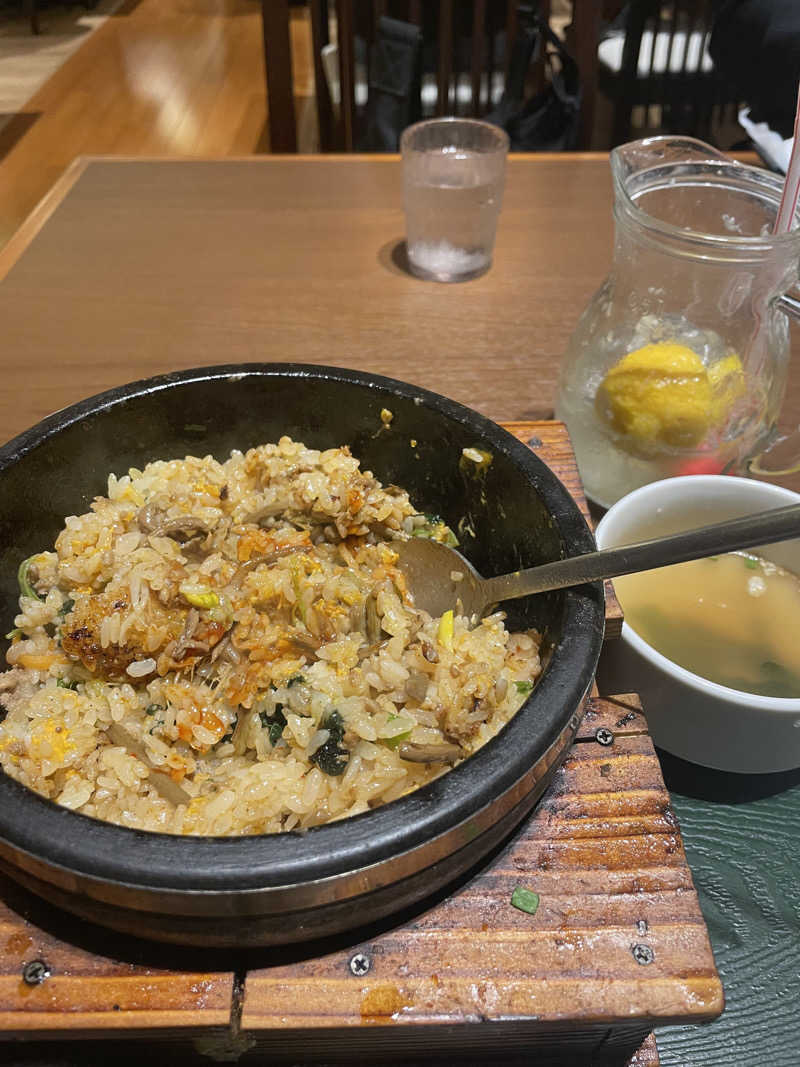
left=1, top=153, right=797, bottom=474
left=0, top=153, right=617, bottom=437
left=0, top=154, right=797, bottom=1065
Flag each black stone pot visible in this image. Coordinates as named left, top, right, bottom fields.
left=0, top=365, right=604, bottom=947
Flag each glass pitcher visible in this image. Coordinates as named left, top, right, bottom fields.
left=555, top=136, right=800, bottom=508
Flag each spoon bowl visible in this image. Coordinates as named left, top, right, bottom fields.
left=394, top=537, right=489, bottom=619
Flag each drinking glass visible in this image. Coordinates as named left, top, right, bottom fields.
left=400, top=118, right=509, bottom=283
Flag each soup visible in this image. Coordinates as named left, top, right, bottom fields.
left=614, top=552, right=800, bottom=698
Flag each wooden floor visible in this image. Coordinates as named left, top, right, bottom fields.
left=0, top=1, right=120, bottom=115
left=0, top=0, right=315, bottom=249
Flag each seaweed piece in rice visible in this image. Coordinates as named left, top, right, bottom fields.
left=258, top=703, right=287, bottom=747
left=310, top=710, right=349, bottom=776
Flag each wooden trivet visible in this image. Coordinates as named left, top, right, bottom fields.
left=240, top=695, right=721, bottom=1063
left=0, top=887, right=233, bottom=1035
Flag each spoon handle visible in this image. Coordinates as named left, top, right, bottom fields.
left=482, top=503, right=800, bottom=602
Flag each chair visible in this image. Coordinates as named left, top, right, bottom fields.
left=597, top=0, right=739, bottom=146
left=262, top=1, right=551, bottom=154
left=313, top=1, right=549, bottom=152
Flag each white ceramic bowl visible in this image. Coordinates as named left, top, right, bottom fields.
left=595, top=475, right=800, bottom=773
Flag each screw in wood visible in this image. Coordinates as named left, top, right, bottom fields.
left=632, top=944, right=654, bottom=965
left=21, top=959, right=50, bottom=986
left=349, top=953, right=371, bottom=977
left=595, top=727, right=614, bottom=747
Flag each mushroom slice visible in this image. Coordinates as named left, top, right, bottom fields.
left=106, top=722, right=191, bottom=806
left=241, top=501, right=294, bottom=524
left=138, top=508, right=216, bottom=542
left=287, top=629, right=322, bottom=653
left=404, top=670, right=430, bottom=703
left=172, top=608, right=200, bottom=660
left=231, top=707, right=254, bottom=756
left=365, top=593, right=382, bottom=644
left=397, top=742, right=462, bottom=765
left=210, top=631, right=240, bottom=665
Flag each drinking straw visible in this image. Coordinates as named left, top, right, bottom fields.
left=774, top=84, right=800, bottom=235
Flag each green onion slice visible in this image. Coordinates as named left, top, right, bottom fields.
left=510, top=886, right=540, bottom=915
left=18, top=556, right=42, bottom=602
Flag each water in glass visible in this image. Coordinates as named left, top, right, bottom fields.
left=405, top=149, right=502, bottom=282
left=401, top=119, right=508, bottom=283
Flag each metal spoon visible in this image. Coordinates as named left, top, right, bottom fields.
left=395, top=503, right=800, bottom=619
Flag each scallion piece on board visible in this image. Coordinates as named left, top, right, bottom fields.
left=510, top=886, right=540, bottom=915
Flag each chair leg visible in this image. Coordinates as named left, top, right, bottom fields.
left=310, top=0, right=335, bottom=152
left=611, top=95, right=634, bottom=146
left=335, top=0, right=356, bottom=151
left=27, top=0, right=41, bottom=35
left=261, top=0, right=298, bottom=152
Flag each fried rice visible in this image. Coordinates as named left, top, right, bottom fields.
left=0, top=437, right=541, bottom=835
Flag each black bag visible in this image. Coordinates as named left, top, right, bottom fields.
left=358, top=16, right=423, bottom=152
left=486, top=5, right=581, bottom=152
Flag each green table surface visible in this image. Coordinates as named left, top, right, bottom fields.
left=652, top=753, right=800, bottom=1065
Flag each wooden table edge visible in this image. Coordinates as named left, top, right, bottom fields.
left=0, top=1009, right=231, bottom=1034
left=0, top=158, right=88, bottom=282
left=241, top=1005, right=724, bottom=1033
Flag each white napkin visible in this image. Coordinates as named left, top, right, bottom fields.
left=739, top=107, right=793, bottom=174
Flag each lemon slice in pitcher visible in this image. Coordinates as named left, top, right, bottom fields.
left=595, top=341, right=745, bottom=456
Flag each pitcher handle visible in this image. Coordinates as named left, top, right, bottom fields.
left=778, top=289, right=800, bottom=321
left=747, top=288, right=800, bottom=475
left=748, top=438, right=800, bottom=477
